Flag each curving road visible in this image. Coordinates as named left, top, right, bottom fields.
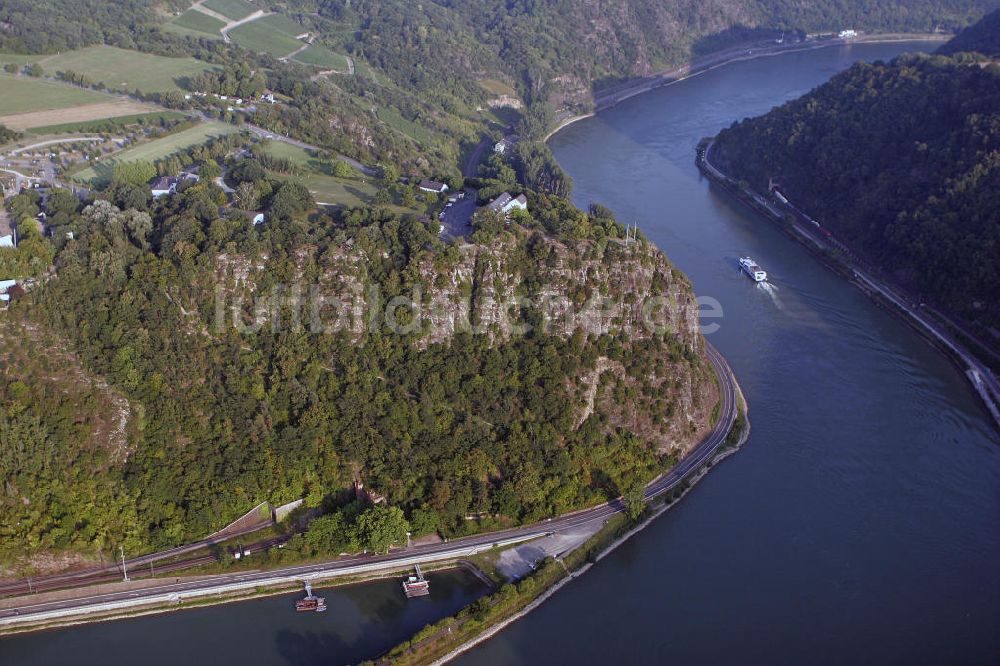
left=0, top=342, right=737, bottom=628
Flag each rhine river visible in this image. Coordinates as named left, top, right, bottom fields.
left=3, top=41, right=998, bottom=665
left=456, top=40, right=1000, bottom=665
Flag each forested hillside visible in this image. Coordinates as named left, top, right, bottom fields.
left=937, top=7, right=1000, bottom=56
left=1, top=177, right=715, bottom=564
left=713, top=52, right=1000, bottom=336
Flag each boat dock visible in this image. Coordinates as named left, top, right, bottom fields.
left=402, top=565, right=430, bottom=598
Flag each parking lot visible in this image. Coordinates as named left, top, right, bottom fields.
left=438, top=189, right=477, bottom=241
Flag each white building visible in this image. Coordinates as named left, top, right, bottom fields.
left=419, top=179, right=449, bottom=194
left=839, top=29, right=857, bottom=39
left=151, top=177, right=180, bottom=198
left=0, top=279, right=17, bottom=302
left=494, top=138, right=514, bottom=155
left=486, top=191, right=528, bottom=216
left=0, top=234, right=13, bottom=248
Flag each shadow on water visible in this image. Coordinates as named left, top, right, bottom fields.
left=275, top=629, right=352, bottom=666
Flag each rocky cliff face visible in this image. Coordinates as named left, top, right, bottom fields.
left=216, top=234, right=698, bottom=345
left=210, top=231, right=716, bottom=455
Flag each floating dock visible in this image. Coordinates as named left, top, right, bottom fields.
left=295, top=581, right=327, bottom=612
left=402, top=565, right=430, bottom=598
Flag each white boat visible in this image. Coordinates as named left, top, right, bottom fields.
left=739, top=257, right=767, bottom=282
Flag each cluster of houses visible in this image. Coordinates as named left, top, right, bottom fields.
left=184, top=91, right=278, bottom=113
left=150, top=171, right=266, bottom=225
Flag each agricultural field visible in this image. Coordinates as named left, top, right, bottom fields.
left=169, top=9, right=226, bottom=37
left=229, top=19, right=304, bottom=58
left=28, top=111, right=189, bottom=135
left=71, top=121, right=238, bottom=185
left=377, top=107, right=433, bottom=145
left=1, top=100, right=162, bottom=131
left=163, top=22, right=221, bottom=41
left=291, top=44, right=348, bottom=70
left=37, top=46, right=217, bottom=94
left=0, top=75, right=110, bottom=117
left=255, top=14, right=309, bottom=37
left=201, top=0, right=256, bottom=20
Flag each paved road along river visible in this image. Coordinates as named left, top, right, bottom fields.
left=455, top=40, right=1000, bottom=665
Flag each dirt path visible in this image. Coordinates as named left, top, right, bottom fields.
left=189, top=2, right=229, bottom=23
left=8, top=136, right=105, bottom=156
left=281, top=42, right=310, bottom=61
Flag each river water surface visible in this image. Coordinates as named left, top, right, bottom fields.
left=0, top=570, right=485, bottom=664
left=456, top=41, right=1000, bottom=665
left=3, top=41, right=998, bottom=666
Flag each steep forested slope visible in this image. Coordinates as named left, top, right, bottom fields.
left=937, top=7, right=1000, bottom=56
left=3, top=186, right=715, bottom=562
left=713, top=53, right=1000, bottom=334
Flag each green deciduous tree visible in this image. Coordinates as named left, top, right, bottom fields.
left=356, top=505, right=410, bottom=554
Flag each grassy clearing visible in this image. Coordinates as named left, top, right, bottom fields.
left=258, top=142, right=407, bottom=211
left=38, top=46, right=216, bottom=93
left=0, top=53, right=44, bottom=67
left=478, top=78, right=517, bottom=96
left=71, top=121, right=238, bottom=185
left=280, top=173, right=377, bottom=208
left=27, top=111, right=189, bottom=135
left=0, top=75, right=109, bottom=115
left=291, top=44, right=348, bottom=70
left=229, top=20, right=304, bottom=57
left=352, top=58, right=377, bottom=80
left=377, top=107, right=433, bottom=145
left=258, top=141, right=322, bottom=169
left=201, top=0, right=256, bottom=21
left=171, top=9, right=226, bottom=36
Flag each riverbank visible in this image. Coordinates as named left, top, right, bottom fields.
left=0, top=531, right=537, bottom=636
left=0, top=558, right=494, bottom=638
left=696, top=139, right=1000, bottom=433
left=543, top=32, right=947, bottom=143
left=378, top=377, right=749, bottom=666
